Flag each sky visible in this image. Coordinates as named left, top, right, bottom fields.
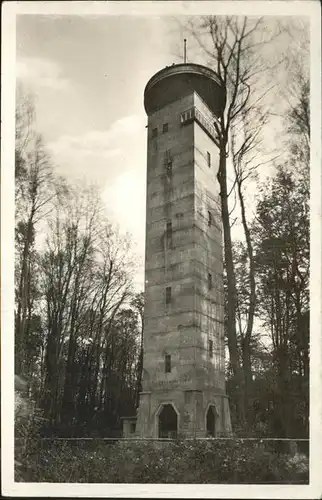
left=15, top=12, right=309, bottom=291
left=16, top=15, right=185, bottom=288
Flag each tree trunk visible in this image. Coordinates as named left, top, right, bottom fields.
left=15, top=214, right=35, bottom=375
left=218, top=145, right=245, bottom=425
left=237, top=180, right=256, bottom=424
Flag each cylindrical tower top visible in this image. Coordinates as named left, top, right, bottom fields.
left=144, top=63, right=226, bottom=118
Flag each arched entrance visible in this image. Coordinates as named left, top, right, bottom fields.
left=158, top=404, right=178, bottom=438
left=206, top=405, right=217, bottom=437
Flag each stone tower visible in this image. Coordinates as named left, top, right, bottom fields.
left=132, top=63, right=231, bottom=439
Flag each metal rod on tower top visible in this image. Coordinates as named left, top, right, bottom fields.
left=184, top=39, right=187, bottom=63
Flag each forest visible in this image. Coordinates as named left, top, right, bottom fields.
left=14, top=15, right=310, bottom=483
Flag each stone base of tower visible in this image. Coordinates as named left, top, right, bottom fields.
left=134, top=389, right=232, bottom=439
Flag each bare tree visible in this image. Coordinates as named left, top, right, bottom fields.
left=40, top=183, right=137, bottom=429
left=185, top=15, right=281, bottom=423
left=15, top=88, right=56, bottom=377
left=131, top=292, right=145, bottom=407
left=229, top=89, right=279, bottom=422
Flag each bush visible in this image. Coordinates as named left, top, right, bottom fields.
left=22, top=438, right=309, bottom=484
left=15, top=376, right=46, bottom=481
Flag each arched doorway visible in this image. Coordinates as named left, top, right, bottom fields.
left=158, top=404, right=178, bottom=438
left=206, top=405, right=216, bottom=437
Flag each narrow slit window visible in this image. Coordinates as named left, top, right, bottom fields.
left=209, top=340, right=213, bottom=358
left=207, top=151, right=211, bottom=168
left=163, top=123, right=169, bottom=133
left=165, top=354, right=171, bottom=373
left=164, top=149, right=172, bottom=165
left=166, top=221, right=173, bottom=248
left=152, top=127, right=158, bottom=138
left=166, top=286, right=172, bottom=304
left=208, top=273, right=212, bottom=290
left=208, top=210, right=212, bottom=227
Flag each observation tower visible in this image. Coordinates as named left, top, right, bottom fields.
left=123, top=60, right=232, bottom=438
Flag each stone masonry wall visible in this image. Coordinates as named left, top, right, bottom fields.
left=135, top=89, right=231, bottom=438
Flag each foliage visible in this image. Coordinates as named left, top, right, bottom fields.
left=21, top=439, right=309, bottom=484
left=250, top=166, right=309, bottom=438
left=15, top=375, right=46, bottom=481
left=249, top=66, right=309, bottom=439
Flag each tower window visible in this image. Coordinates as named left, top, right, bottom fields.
left=152, top=127, right=158, bottom=138
left=166, top=221, right=172, bottom=248
left=163, top=123, right=169, bottom=133
left=166, top=286, right=172, bottom=304
left=208, top=211, right=212, bottom=227
left=165, top=354, right=171, bottom=373
left=164, top=149, right=172, bottom=165
left=164, top=150, right=173, bottom=177
left=209, top=339, right=213, bottom=358
left=208, top=273, right=212, bottom=290
left=207, top=151, right=211, bottom=168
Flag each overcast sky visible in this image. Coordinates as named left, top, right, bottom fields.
left=16, top=11, right=310, bottom=291
left=16, top=15, right=188, bottom=288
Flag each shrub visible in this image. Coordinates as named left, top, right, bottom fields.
left=24, top=438, right=309, bottom=484
left=15, top=376, right=46, bottom=482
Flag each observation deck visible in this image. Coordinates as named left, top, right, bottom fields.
left=144, top=63, right=226, bottom=118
